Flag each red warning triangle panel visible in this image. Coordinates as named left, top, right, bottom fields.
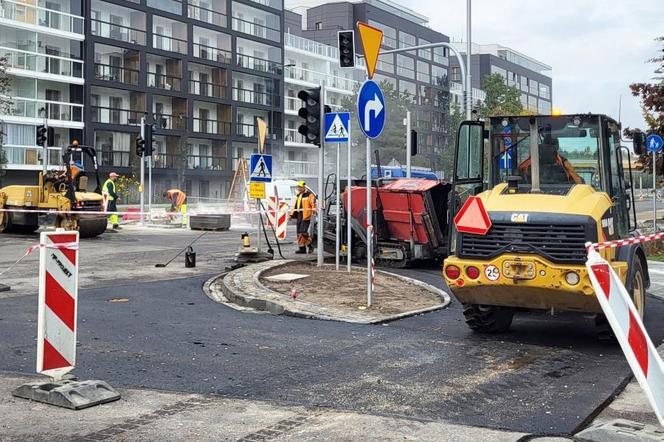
left=454, top=196, right=492, bottom=235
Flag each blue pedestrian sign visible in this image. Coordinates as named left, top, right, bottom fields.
left=499, top=151, right=512, bottom=170
left=357, top=80, right=386, bottom=139
left=646, top=134, right=664, bottom=153
left=249, top=153, right=272, bottom=182
left=324, top=112, right=350, bottom=143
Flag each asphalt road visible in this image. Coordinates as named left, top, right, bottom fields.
left=1, top=227, right=663, bottom=436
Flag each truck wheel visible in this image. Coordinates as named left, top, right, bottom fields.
left=596, top=259, right=646, bottom=341
left=462, top=304, right=514, bottom=333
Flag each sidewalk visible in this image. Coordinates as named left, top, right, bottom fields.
left=0, top=373, right=524, bottom=441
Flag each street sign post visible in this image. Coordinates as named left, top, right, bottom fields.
left=249, top=153, right=272, bottom=183
left=324, top=112, right=350, bottom=143
left=647, top=134, right=664, bottom=232
left=357, top=80, right=386, bottom=139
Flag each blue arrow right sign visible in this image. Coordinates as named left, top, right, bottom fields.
left=357, top=79, right=386, bottom=139
left=646, top=134, right=664, bottom=153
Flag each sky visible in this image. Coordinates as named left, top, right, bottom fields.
left=401, top=0, right=662, bottom=131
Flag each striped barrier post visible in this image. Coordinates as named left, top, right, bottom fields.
left=586, top=245, right=664, bottom=426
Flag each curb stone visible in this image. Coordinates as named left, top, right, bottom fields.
left=204, top=260, right=451, bottom=324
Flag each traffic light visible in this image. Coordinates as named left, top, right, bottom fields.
left=36, top=125, right=47, bottom=147
left=144, top=123, right=154, bottom=157
left=633, top=129, right=646, bottom=155
left=298, top=87, right=322, bottom=146
left=338, top=30, right=355, bottom=68
left=410, top=129, right=418, bottom=156
left=135, top=135, right=145, bottom=157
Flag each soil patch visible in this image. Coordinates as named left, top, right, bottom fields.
left=260, top=261, right=443, bottom=316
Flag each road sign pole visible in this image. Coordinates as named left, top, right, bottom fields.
left=654, top=150, right=657, bottom=232
left=405, top=111, right=411, bottom=178
left=335, top=142, right=341, bottom=271
left=366, top=137, right=372, bottom=307
left=347, top=129, right=352, bottom=273
left=257, top=198, right=262, bottom=252
left=317, top=84, right=325, bottom=267
left=139, top=117, right=145, bottom=226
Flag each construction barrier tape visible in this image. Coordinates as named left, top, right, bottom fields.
left=0, top=241, right=79, bottom=278
left=587, top=232, right=664, bottom=251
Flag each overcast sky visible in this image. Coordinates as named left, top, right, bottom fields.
left=401, top=0, right=662, bottom=131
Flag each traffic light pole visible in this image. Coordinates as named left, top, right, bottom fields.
left=140, top=117, right=145, bottom=226
left=405, top=111, right=411, bottom=178
left=317, top=84, right=325, bottom=267
left=347, top=129, right=352, bottom=273
left=335, top=142, right=340, bottom=271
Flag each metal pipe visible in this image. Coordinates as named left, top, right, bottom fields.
left=140, top=117, right=145, bottom=226
left=347, top=128, right=352, bottom=273
left=335, top=142, right=340, bottom=270
left=366, top=137, right=372, bottom=307
left=466, top=0, right=472, bottom=120
left=405, top=111, right=411, bottom=178
left=317, top=84, right=325, bottom=266
left=529, top=117, right=540, bottom=193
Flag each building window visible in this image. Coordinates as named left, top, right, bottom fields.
left=398, top=31, right=416, bottom=49
left=433, top=47, right=447, bottom=65
left=396, top=54, right=414, bottom=79
left=315, top=22, right=322, bottom=30
left=367, top=20, right=396, bottom=48
left=539, top=83, right=550, bottom=99
left=417, top=60, right=430, bottom=83
left=375, top=53, right=394, bottom=74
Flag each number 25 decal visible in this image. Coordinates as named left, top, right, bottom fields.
left=485, top=265, right=500, bottom=281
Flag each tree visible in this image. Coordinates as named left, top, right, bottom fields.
left=625, top=36, right=664, bottom=174
left=477, top=73, right=523, bottom=118
left=0, top=56, right=12, bottom=184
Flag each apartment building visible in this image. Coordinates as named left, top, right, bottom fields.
left=450, top=43, right=552, bottom=115
left=84, top=0, right=285, bottom=201
left=0, top=0, right=85, bottom=185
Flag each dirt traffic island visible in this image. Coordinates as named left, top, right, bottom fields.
left=258, top=261, right=449, bottom=321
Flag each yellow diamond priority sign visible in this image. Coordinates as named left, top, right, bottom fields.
left=356, top=22, right=383, bottom=80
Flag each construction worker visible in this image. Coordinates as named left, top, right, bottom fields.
left=163, top=188, right=187, bottom=213
left=102, top=172, right=120, bottom=230
left=290, top=181, right=316, bottom=254
left=517, top=138, right=583, bottom=185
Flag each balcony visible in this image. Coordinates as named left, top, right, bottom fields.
left=100, top=150, right=131, bottom=167
left=192, top=118, right=231, bottom=135
left=232, top=87, right=278, bottom=107
left=284, top=128, right=306, bottom=144
left=188, top=3, right=226, bottom=28
left=284, top=66, right=356, bottom=91
left=91, top=19, right=146, bottom=45
left=281, top=159, right=317, bottom=176
left=148, top=72, right=182, bottom=91
left=152, top=153, right=226, bottom=170
left=4, top=146, right=61, bottom=168
left=236, top=53, right=281, bottom=75
left=231, top=17, right=279, bottom=42
left=2, top=47, right=83, bottom=80
left=237, top=122, right=275, bottom=138
left=91, top=106, right=143, bottom=125
left=95, top=63, right=139, bottom=85
left=189, top=79, right=226, bottom=98
left=0, top=0, right=84, bottom=36
left=153, top=33, right=187, bottom=54
left=153, top=113, right=187, bottom=130
left=193, top=42, right=232, bottom=64
left=284, top=96, right=298, bottom=113
left=10, top=98, right=83, bottom=123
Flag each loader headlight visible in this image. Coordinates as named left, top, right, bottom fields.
left=565, top=271, right=580, bottom=286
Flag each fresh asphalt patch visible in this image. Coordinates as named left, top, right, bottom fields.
left=1, top=271, right=663, bottom=435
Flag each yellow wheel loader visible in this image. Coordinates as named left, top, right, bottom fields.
left=443, top=114, right=647, bottom=338
left=0, top=143, right=108, bottom=238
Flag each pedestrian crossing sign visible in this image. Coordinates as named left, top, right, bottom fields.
left=324, top=112, right=350, bottom=143
left=250, top=153, right=272, bottom=182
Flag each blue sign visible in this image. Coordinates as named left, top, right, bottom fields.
left=324, top=112, right=350, bottom=143
left=249, top=153, right=272, bottom=182
left=357, top=80, right=386, bottom=139
left=499, top=151, right=512, bottom=170
left=646, top=134, right=664, bottom=153
left=502, top=125, right=512, bottom=148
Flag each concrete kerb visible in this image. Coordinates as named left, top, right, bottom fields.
left=204, top=260, right=451, bottom=324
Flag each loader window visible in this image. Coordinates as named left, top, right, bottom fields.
left=455, top=122, right=484, bottom=182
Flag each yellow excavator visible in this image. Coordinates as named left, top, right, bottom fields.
left=0, top=142, right=108, bottom=238
left=443, top=114, right=646, bottom=339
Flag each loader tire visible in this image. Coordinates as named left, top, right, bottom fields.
left=462, top=304, right=514, bottom=333
left=0, top=208, right=13, bottom=233
left=596, top=259, right=646, bottom=342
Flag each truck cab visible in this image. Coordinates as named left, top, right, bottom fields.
left=443, top=114, right=648, bottom=335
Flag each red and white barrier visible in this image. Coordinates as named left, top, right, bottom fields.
left=36, top=231, right=79, bottom=380
left=370, top=257, right=376, bottom=293
left=266, top=196, right=288, bottom=241
left=586, top=246, right=664, bottom=426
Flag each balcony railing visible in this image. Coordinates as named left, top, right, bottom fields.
left=192, top=118, right=231, bottom=135
left=284, top=96, right=298, bottom=112
left=232, top=87, right=278, bottom=106
left=189, top=79, right=226, bottom=98
left=281, top=159, right=317, bottom=176
left=4, top=146, right=61, bottom=167
left=91, top=106, right=144, bottom=125
left=284, top=128, right=306, bottom=144
left=245, top=0, right=282, bottom=9
left=100, top=150, right=131, bottom=167
left=90, top=19, right=146, bottom=45
left=188, top=3, right=226, bottom=28
left=11, top=97, right=83, bottom=122
left=1, top=47, right=83, bottom=78
left=147, top=72, right=182, bottom=91
left=284, top=65, right=356, bottom=91
left=193, top=42, right=232, bottom=64
left=152, top=153, right=226, bottom=170
left=153, top=33, right=188, bottom=54
left=232, top=16, right=280, bottom=41
left=94, top=63, right=139, bottom=85
left=153, top=113, right=187, bottom=130
left=236, top=53, right=281, bottom=74
left=1, top=0, right=84, bottom=35
left=237, top=122, right=277, bottom=138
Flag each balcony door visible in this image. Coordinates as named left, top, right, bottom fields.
left=199, top=108, right=209, bottom=133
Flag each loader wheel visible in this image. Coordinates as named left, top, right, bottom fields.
left=77, top=218, right=107, bottom=238
left=462, top=304, right=514, bottom=333
left=0, top=209, right=12, bottom=233
left=596, top=259, right=646, bottom=342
